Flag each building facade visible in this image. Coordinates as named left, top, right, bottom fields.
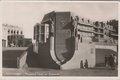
left=93, top=21, right=118, bottom=45
left=32, top=11, right=118, bottom=69
left=77, top=17, right=94, bottom=43
left=2, top=24, right=24, bottom=47
left=76, top=17, right=118, bottom=45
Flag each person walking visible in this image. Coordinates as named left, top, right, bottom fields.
left=84, top=59, right=88, bottom=68
left=108, top=55, right=111, bottom=68
left=105, top=55, right=107, bottom=67
left=80, top=60, right=84, bottom=69
left=113, top=54, right=117, bottom=65
left=113, top=54, right=117, bottom=70
left=109, top=54, right=115, bottom=70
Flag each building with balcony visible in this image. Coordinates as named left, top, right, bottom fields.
left=32, top=11, right=118, bottom=69
left=93, top=21, right=118, bottom=45
left=77, top=17, right=94, bottom=43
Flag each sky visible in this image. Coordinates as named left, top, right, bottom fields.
left=1, top=0, right=119, bottom=1
left=2, top=2, right=118, bottom=39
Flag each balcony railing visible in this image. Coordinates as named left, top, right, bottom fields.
left=94, top=41, right=118, bottom=46
left=78, top=28, right=93, bottom=33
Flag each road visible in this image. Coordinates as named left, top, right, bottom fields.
left=3, top=67, right=118, bottom=76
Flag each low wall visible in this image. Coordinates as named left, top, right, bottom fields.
left=3, top=47, right=28, bottom=51
left=3, top=48, right=27, bottom=68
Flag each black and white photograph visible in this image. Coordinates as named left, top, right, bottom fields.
left=1, top=1, right=119, bottom=78
left=1, top=0, right=120, bottom=1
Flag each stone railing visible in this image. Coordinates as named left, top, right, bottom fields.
left=17, top=51, right=27, bottom=68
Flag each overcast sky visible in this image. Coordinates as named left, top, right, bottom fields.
left=1, top=0, right=119, bottom=1
left=2, top=2, right=118, bottom=39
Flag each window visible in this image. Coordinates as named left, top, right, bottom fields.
left=17, top=31, right=19, bottom=34
left=46, top=24, right=49, bottom=39
left=40, top=24, right=50, bottom=43
left=82, top=18, right=84, bottom=22
left=34, top=26, right=36, bottom=40
left=8, top=30, right=10, bottom=34
left=88, top=20, right=90, bottom=23
left=11, top=36, right=13, bottom=39
left=41, top=25, right=45, bottom=43
left=8, top=36, right=10, bottom=40
left=81, top=37, right=82, bottom=43
left=14, top=31, right=16, bottom=34
left=11, top=30, right=13, bottom=34
left=21, top=31, right=23, bottom=35
left=78, top=34, right=80, bottom=39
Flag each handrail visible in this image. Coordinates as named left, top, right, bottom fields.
left=18, top=51, right=27, bottom=60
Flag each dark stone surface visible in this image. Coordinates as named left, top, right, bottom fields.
left=3, top=49, right=25, bottom=68
left=26, top=44, right=60, bottom=69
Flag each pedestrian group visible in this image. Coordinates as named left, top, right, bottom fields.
left=105, top=54, right=117, bottom=70
left=80, top=59, right=88, bottom=69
